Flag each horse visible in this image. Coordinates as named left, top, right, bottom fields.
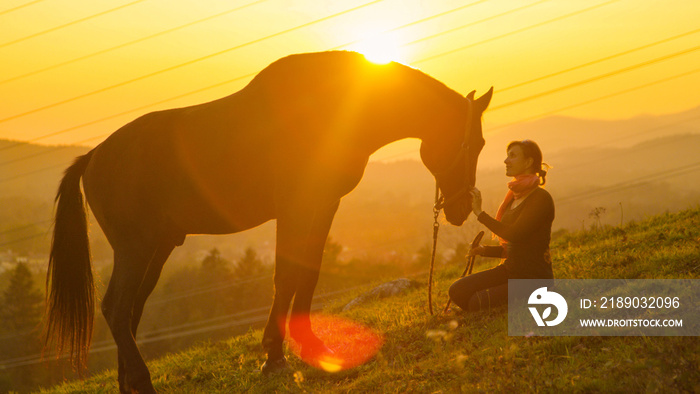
left=45, top=50, right=492, bottom=393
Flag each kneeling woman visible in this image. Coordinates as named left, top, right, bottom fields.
left=449, top=139, right=554, bottom=312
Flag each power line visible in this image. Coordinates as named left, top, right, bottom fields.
left=369, top=67, right=700, bottom=161
left=0, top=220, right=51, bottom=236
left=0, top=282, right=369, bottom=369
left=0, top=0, right=147, bottom=49
left=0, top=0, right=45, bottom=16
left=490, top=44, right=700, bottom=111
left=0, top=159, right=73, bottom=183
left=0, top=0, right=488, bottom=158
left=322, top=0, right=491, bottom=53
left=557, top=160, right=700, bottom=205
left=0, top=0, right=384, bottom=125
left=0, top=0, right=626, bottom=158
left=0, top=0, right=607, bottom=133
left=557, top=117, right=700, bottom=174
left=0, top=232, right=48, bottom=247
left=0, top=1, right=695, bottom=187
left=490, top=67, right=700, bottom=131
left=413, top=0, right=620, bottom=65
left=498, top=27, right=700, bottom=93
left=0, top=0, right=270, bottom=86
left=401, top=0, right=549, bottom=48
left=1, top=64, right=698, bottom=188
left=0, top=0, right=533, bottom=156
left=0, top=74, right=253, bottom=153
left=147, top=273, right=271, bottom=306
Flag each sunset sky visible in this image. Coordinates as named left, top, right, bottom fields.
left=0, top=0, right=698, bottom=160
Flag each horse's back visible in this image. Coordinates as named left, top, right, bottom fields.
left=81, top=51, right=457, bottom=239
left=83, top=99, right=276, bottom=240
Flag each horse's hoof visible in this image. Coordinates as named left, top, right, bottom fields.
left=261, top=356, right=289, bottom=375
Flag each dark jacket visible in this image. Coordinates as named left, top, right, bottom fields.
left=476, top=187, right=554, bottom=279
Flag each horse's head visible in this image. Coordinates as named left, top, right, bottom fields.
left=422, top=87, right=493, bottom=226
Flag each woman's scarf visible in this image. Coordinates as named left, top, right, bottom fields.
left=493, top=174, right=540, bottom=247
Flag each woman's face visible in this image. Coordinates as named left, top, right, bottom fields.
left=504, top=145, right=534, bottom=177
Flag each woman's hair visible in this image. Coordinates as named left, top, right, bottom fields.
left=507, top=139, right=549, bottom=185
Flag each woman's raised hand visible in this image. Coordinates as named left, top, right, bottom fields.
left=470, top=187, right=483, bottom=217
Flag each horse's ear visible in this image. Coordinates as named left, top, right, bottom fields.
left=466, top=90, right=476, bottom=100
left=476, top=87, right=493, bottom=112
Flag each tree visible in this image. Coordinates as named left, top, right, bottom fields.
left=233, top=247, right=265, bottom=278
left=0, top=262, right=43, bottom=333
left=200, top=248, right=233, bottom=280
left=0, top=262, right=45, bottom=391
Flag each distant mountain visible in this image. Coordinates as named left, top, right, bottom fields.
left=480, top=105, right=700, bottom=169
left=1, top=107, right=699, bottom=263
left=0, top=140, right=90, bottom=201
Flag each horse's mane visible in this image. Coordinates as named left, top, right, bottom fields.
left=247, top=51, right=464, bottom=102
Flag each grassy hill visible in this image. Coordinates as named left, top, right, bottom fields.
left=38, top=207, right=699, bottom=393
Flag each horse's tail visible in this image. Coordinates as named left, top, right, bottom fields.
left=44, top=150, right=95, bottom=368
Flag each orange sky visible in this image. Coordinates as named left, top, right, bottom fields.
left=0, top=0, right=698, bottom=160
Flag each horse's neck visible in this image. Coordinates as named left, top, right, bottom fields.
left=359, top=97, right=463, bottom=157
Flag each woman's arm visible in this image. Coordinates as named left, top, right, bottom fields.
left=477, top=190, right=554, bottom=243
left=481, top=245, right=506, bottom=258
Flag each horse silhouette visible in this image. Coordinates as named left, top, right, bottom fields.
left=45, top=51, right=492, bottom=393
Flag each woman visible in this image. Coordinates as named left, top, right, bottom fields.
left=448, top=139, right=554, bottom=312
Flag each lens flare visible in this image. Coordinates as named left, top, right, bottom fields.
left=286, top=314, right=383, bottom=372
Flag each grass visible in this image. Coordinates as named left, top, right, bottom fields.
left=39, top=208, right=700, bottom=393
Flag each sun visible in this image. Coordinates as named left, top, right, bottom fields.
left=350, top=31, right=405, bottom=65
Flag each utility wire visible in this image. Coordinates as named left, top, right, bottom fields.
left=1, top=64, right=697, bottom=188
left=0, top=75, right=253, bottom=153
left=490, top=67, right=700, bottom=131
left=0, top=0, right=147, bottom=49
left=0, top=0, right=505, bottom=154
left=413, top=0, right=620, bottom=65
left=0, top=0, right=627, bottom=156
left=402, top=0, right=550, bottom=48
left=0, top=232, right=48, bottom=247
left=371, top=67, right=700, bottom=160
left=557, top=160, right=700, bottom=205
left=0, top=0, right=384, bottom=125
left=0, top=220, right=51, bottom=235
left=498, top=27, right=700, bottom=93
left=0, top=0, right=45, bottom=16
left=0, top=159, right=73, bottom=183
left=0, top=283, right=368, bottom=369
left=331, top=0, right=548, bottom=51
left=0, top=0, right=611, bottom=131
left=490, top=45, right=700, bottom=111
left=0, top=0, right=270, bottom=86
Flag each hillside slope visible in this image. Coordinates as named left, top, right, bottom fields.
left=40, top=207, right=700, bottom=393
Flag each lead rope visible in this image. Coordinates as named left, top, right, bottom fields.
left=428, top=181, right=442, bottom=315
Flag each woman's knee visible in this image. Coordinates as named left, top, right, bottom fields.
left=448, top=279, right=472, bottom=310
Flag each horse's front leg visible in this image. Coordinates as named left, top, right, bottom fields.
left=261, top=201, right=339, bottom=373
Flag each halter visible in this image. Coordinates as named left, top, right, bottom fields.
left=427, top=97, right=473, bottom=315
left=432, top=97, right=475, bottom=211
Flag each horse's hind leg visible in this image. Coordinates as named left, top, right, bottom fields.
left=102, top=240, right=159, bottom=394
left=114, top=241, right=173, bottom=392
left=131, top=242, right=175, bottom=336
